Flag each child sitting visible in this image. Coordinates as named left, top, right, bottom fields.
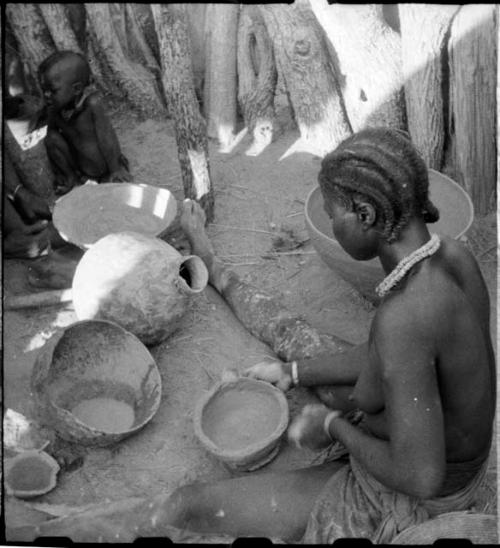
left=37, top=50, right=132, bottom=195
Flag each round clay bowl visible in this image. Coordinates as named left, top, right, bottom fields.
left=53, top=182, right=177, bottom=249
left=5, top=450, right=60, bottom=499
left=194, top=378, right=289, bottom=472
left=30, top=319, right=162, bottom=447
left=305, top=169, right=474, bottom=302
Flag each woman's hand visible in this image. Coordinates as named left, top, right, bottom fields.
left=287, top=404, right=342, bottom=450
left=244, top=360, right=293, bottom=391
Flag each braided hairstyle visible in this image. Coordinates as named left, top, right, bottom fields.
left=318, top=128, right=439, bottom=243
left=38, top=50, right=91, bottom=87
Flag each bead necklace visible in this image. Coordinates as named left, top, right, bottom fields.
left=375, top=234, right=441, bottom=298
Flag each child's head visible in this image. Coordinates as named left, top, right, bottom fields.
left=318, top=127, right=439, bottom=244
left=38, top=51, right=91, bottom=110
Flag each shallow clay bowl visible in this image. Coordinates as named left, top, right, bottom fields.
left=53, top=182, right=177, bottom=249
left=30, top=320, right=162, bottom=447
left=5, top=450, right=60, bottom=499
left=194, top=378, right=289, bottom=472
left=305, top=169, right=474, bottom=302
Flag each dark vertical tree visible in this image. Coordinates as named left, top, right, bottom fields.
left=151, top=3, right=214, bottom=222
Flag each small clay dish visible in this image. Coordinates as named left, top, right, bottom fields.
left=53, top=182, right=177, bottom=249
left=30, top=319, right=162, bottom=447
left=194, top=377, right=289, bottom=472
left=5, top=450, right=60, bottom=499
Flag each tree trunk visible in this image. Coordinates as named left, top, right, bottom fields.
left=448, top=4, right=497, bottom=215
left=259, top=3, right=351, bottom=159
left=308, top=1, right=405, bottom=132
left=399, top=4, right=460, bottom=169
left=151, top=4, right=214, bottom=223
left=38, top=4, right=82, bottom=52
left=131, top=4, right=161, bottom=65
left=237, top=5, right=278, bottom=156
left=203, top=4, right=240, bottom=153
left=84, top=3, right=166, bottom=117
left=185, top=4, right=207, bottom=104
left=5, top=4, right=55, bottom=93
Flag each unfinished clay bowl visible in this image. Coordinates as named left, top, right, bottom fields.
left=71, top=232, right=209, bottom=346
left=4, top=450, right=60, bottom=499
left=53, top=182, right=177, bottom=249
left=194, top=378, right=289, bottom=472
left=30, top=320, right=162, bottom=447
left=305, top=169, right=474, bottom=302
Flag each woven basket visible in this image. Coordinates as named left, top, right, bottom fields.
left=391, top=512, right=498, bottom=544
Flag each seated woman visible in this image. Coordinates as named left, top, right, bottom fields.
left=24, top=128, right=495, bottom=544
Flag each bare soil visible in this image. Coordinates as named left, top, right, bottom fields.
left=3, top=109, right=497, bottom=534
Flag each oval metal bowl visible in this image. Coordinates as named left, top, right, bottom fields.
left=53, top=182, right=177, bottom=249
left=30, top=320, right=162, bottom=447
left=305, top=169, right=474, bottom=302
left=194, top=377, right=289, bottom=472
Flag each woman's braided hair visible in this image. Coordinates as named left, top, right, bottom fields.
left=318, top=127, right=439, bottom=243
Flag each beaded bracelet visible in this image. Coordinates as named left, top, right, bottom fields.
left=323, top=411, right=341, bottom=440
left=291, top=360, right=299, bottom=387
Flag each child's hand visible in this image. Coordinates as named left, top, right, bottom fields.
left=15, top=188, right=51, bottom=223
left=109, top=167, right=133, bottom=183
left=287, top=404, right=342, bottom=450
left=4, top=221, right=51, bottom=259
left=244, top=360, right=293, bottom=391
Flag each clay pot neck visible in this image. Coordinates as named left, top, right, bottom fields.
left=177, top=255, right=209, bottom=295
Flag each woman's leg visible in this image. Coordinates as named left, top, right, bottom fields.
left=146, top=460, right=346, bottom=542
left=180, top=199, right=352, bottom=363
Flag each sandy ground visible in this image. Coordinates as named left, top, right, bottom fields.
left=3, top=110, right=497, bottom=536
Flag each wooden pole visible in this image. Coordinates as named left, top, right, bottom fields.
left=151, top=4, right=214, bottom=222
left=448, top=4, right=497, bottom=215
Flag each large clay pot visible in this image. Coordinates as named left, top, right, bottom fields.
left=72, top=232, right=209, bottom=345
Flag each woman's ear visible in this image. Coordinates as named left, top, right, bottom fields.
left=72, top=82, right=84, bottom=95
left=355, top=201, right=377, bottom=230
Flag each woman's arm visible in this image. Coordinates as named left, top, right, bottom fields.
left=328, top=305, right=446, bottom=499
left=290, top=342, right=369, bottom=386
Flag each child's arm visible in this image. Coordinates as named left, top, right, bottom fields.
left=88, top=94, right=132, bottom=182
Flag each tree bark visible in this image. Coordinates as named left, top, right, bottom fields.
left=84, top=3, right=166, bottom=117
left=203, top=4, right=240, bottom=153
left=185, top=4, right=207, bottom=103
left=38, top=4, right=82, bottom=52
left=131, top=4, right=161, bottom=65
left=237, top=5, right=278, bottom=156
left=308, top=1, right=405, bottom=132
left=151, top=4, right=214, bottom=223
left=5, top=4, right=55, bottom=93
left=448, top=4, right=497, bottom=215
left=259, top=3, right=351, bottom=159
left=399, top=4, right=460, bottom=169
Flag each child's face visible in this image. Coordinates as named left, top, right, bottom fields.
left=40, top=66, right=79, bottom=111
